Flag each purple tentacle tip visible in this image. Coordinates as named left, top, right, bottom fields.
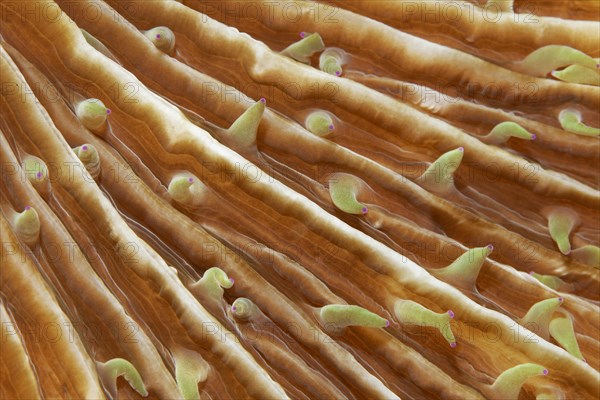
left=531, top=133, right=537, bottom=140
left=106, top=108, right=111, bottom=115
left=156, top=34, right=161, bottom=39
left=385, top=320, right=390, bottom=327
left=299, top=32, right=306, bottom=38
left=328, top=124, right=334, bottom=130
left=335, top=71, right=341, bottom=76
left=82, top=145, right=89, bottom=151
left=36, top=171, right=43, bottom=178
left=487, top=244, right=494, bottom=251
left=542, top=369, right=549, bottom=375
left=529, top=271, right=535, bottom=275
left=558, top=297, right=564, bottom=302
left=24, top=206, right=31, bottom=210
left=450, top=342, right=457, bottom=348
left=361, top=207, right=368, bottom=214
left=231, top=306, right=237, bottom=312
left=188, top=177, right=194, bottom=183
left=458, top=147, right=464, bottom=152
left=229, top=278, right=235, bottom=284
left=260, top=98, right=266, bottom=103
left=447, top=310, right=455, bottom=318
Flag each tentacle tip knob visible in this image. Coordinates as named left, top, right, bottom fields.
left=156, top=34, right=161, bottom=39
left=542, top=369, right=549, bottom=376
left=335, top=70, right=341, bottom=76
left=361, top=207, right=369, bottom=214
left=328, top=124, right=335, bottom=130
left=486, top=244, right=494, bottom=251
left=82, top=145, right=89, bottom=151
left=557, top=297, right=564, bottom=302
left=260, top=97, right=266, bottom=103
left=529, top=271, right=535, bottom=275
left=106, top=108, right=111, bottom=115
left=36, top=171, right=42, bottom=178
left=385, top=320, right=390, bottom=327
left=458, top=146, right=464, bottom=152
left=231, top=305, right=237, bottom=312
left=447, top=310, right=455, bottom=319
left=187, top=177, right=194, bottom=183
left=299, top=32, right=306, bottom=38
left=531, top=133, right=537, bottom=140
left=450, top=342, right=457, bottom=348
left=24, top=205, right=31, bottom=210
left=229, top=278, right=234, bottom=285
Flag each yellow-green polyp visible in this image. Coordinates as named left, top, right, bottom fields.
left=144, top=26, right=176, bottom=53
left=305, top=111, right=335, bottom=137
left=76, top=98, right=110, bottom=131
left=558, top=109, right=600, bottom=136
left=12, top=206, right=41, bottom=246
left=280, top=32, right=325, bottom=64
left=319, top=304, right=388, bottom=330
left=328, top=173, right=369, bottom=215
left=96, top=358, right=148, bottom=398
left=393, top=300, right=456, bottom=347
left=490, top=363, right=548, bottom=400
left=417, top=147, right=464, bottom=194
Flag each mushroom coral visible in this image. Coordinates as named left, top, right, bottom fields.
left=0, top=1, right=598, bottom=399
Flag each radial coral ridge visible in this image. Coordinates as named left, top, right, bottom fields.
left=1, top=0, right=599, bottom=399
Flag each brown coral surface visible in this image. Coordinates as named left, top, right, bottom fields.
left=1, top=1, right=599, bottom=399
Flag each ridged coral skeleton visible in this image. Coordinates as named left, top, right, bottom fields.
left=0, top=0, right=598, bottom=399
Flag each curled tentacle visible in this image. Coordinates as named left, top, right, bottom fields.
left=570, top=245, right=600, bottom=267
left=482, top=122, right=536, bottom=145
left=490, top=363, right=548, bottom=400
left=551, top=64, right=600, bottom=86
left=517, top=45, right=598, bottom=77
left=328, top=173, right=369, bottom=215
left=226, top=98, right=266, bottom=148
left=12, top=206, right=41, bottom=246
left=319, top=304, right=388, bottom=331
left=417, top=147, right=464, bottom=194
left=280, top=32, right=325, bottom=64
left=430, top=245, right=493, bottom=289
left=319, top=47, right=348, bottom=76
left=231, top=297, right=260, bottom=321
left=305, top=110, right=336, bottom=137
left=143, top=26, right=176, bottom=53
left=75, top=98, right=111, bottom=131
left=21, top=155, right=49, bottom=191
left=173, top=346, right=210, bottom=400
left=549, top=314, right=584, bottom=362
left=189, top=267, right=234, bottom=300
left=73, top=144, right=101, bottom=179
left=393, top=300, right=456, bottom=347
left=168, top=172, right=207, bottom=207
left=520, top=297, right=564, bottom=339
left=558, top=109, right=600, bottom=137
left=546, top=207, right=579, bottom=255
left=95, top=358, right=148, bottom=398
